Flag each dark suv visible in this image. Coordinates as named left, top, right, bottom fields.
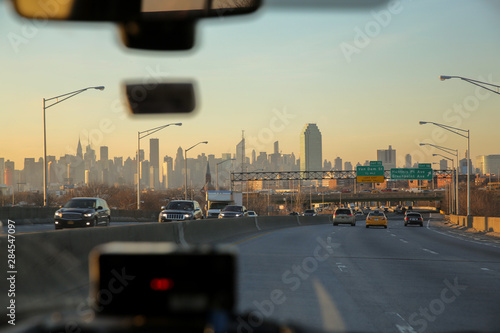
left=54, top=197, right=111, bottom=229
left=159, top=200, right=204, bottom=222
left=404, top=212, right=424, bottom=227
left=218, top=205, right=248, bottom=218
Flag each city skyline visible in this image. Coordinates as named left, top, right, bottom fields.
left=1, top=2, right=500, bottom=175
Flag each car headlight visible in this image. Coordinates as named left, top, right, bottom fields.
left=161, top=213, right=167, bottom=217
left=235, top=213, right=243, bottom=217
left=218, top=213, right=224, bottom=218
left=54, top=211, right=62, bottom=218
left=184, top=213, right=193, bottom=218
left=83, top=213, right=93, bottom=218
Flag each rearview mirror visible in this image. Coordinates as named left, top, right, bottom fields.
left=12, top=0, right=261, bottom=21
left=124, top=82, right=196, bottom=114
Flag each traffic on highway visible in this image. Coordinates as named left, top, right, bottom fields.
left=1, top=0, right=500, bottom=332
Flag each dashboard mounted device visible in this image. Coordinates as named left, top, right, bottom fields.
left=89, top=242, right=236, bottom=321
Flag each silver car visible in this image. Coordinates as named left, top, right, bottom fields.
left=333, top=208, right=356, bottom=226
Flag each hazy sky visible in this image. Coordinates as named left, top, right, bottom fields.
left=1, top=0, right=500, bottom=169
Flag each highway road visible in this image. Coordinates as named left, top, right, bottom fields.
left=3, top=214, right=500, bottom=332
left=234, top=214, right=500, bottom=332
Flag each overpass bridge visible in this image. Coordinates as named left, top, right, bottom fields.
left=231, top=169, right=453, bottom=182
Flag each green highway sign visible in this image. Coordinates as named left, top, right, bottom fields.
left=357, top=165, right=384, bottom=176
left=357, top=165, right=384, bottom=183
left=418, top=163, right=432, bottom=169
left=391, top=168, right=433, bottom=180
left=370, top=161, right=383, bottom=166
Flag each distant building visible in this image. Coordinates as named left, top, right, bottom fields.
left=439, top=159, right=448, bottom=170
left=405, top=154, right=412, bottom=168
left=300, top=123, right=322, bottom=172
left=377, top=145, right=396, bottom=170
left=100, top=146, right=108, bottom=162
left=476, top=155, right=500, bottom=175
left=344, top=161, right=353, bottom=171
left=334, top=157, right=342, bottom=171
left=236, top=134, right=246, bottom=173
left=150, top=138, right=160, bottom=189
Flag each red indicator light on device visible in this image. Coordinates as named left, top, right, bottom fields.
left=150, top=278, right=174, bottom=291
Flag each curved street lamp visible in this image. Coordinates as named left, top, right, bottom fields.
left=184, top=141, right=208, bottom=200
left=440, top=75, right=500, bottom=95
left=137, top=123, right=182, bottom=210
left=419, top=121, right=470, bottom=218
left=43, top=86, right=105, bottom=207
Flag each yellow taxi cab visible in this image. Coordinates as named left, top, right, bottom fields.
left=366, top=210, right=388, bottom=229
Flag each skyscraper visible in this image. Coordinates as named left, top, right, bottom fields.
left=300, top=123, right=322, bottom=172
left=405, top=154, right=412, bottom=168
left=150, top=138, right=160, bottom=189
left=377, top=145, right=396, bottom=170
left=236, top=133, right=245, bottom=173
left=334, top=157, right=343, bottom=171
left=100, top=146, right=108, bottom=162
left=476, top=155, right=500, bottom=175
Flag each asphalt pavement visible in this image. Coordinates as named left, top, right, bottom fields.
left=233, top=214, right=500, bottom=332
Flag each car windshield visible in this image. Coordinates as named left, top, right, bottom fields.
left=406, top=213, right=421, bottom=218
left=2, top=1, right=500, bottom=332
left=223, top=206, right=242, bottom=212
left=166, top=202, right=194, bottom=210
left=210, top=202, right=228, bottom=210
left=63, top=199, right=96, bottom=209
left=369, top=212, right=385, bottom=217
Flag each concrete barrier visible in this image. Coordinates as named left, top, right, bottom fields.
left=0, top=215, right=331, bottom=322
left=447, top=214, right=500, bottom=232
left=0, top=207, right=159, bottom=225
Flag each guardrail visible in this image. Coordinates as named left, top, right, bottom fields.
left=0, top=215, right=331, bottom=321
left=446, top=214, right=500, bottom=233
left=0, top=207, right=160, bottom=224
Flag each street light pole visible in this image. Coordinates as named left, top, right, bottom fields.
left=184, top=141, right=208, bottom=200
left=433, top=154, right=456, bottom=214
left=420, top=143, right=459, bottom=214
left=216, top=159, right=236, bottom=191
left=420, top=121, right=470, bottom=218
left=43, top=86, right=105, bottom=207
left=137, top=123, right=182, bottom=210
left=440, top=75, right=500, bottom=96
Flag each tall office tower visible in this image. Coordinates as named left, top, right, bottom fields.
left=334, top=157, right=343, bottom=171
left=236, top=132, right=245, bottom=173
left=300, top=124, right=322, bottom=172
left=150, top=138, right=160, bottom=189
left=100, top=146, right=108, bottom=162
left=476, top=155, right=500, bottom=175
left=439, top=159, right=448, bottom=170
left=162, top=156, right=174, bottom=189
left=0, top=158, right=5, bottom=185
left=344, top=161, right=353, bottom=171
left=377, top=145, right=396, bottom=170
left=405, top=154, right=412, bottom=168
left=76, top=139, right=83, bottom=159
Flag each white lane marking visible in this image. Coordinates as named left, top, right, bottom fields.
left=391, top=233, right=396, bottom=237
left=336, top=262, right=347, bottom=272
left=426, top=219, right=500, bottom=249
left=481, top=268, right=490, bottom=271
left=312, top=278, right=346, bottom=331
left=399, top=239, right=408, bottom=244
left=422, top=248, right=438, bottom=255
left=387, top=312, right=417, bottom=333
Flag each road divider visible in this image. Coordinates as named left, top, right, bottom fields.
left=0, top=215, right=330, bottom=319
